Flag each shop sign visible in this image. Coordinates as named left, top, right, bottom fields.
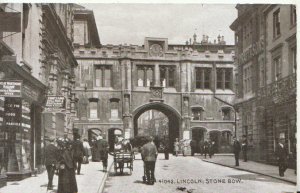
left=0, top=80, right=22, bottom=97
left=238, top=38, right=264, bottom=64
left=45, top=96, right=66, bottom=112
left=22, top=84, right=39, bottom=101
left=4, top=97, right=22, bottom=130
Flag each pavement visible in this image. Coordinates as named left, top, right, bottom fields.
left=0, top=156, right=113, bottom=193
left=198, top=154, right=296, bottom=184
left=103, top=154, right=296, bottom=193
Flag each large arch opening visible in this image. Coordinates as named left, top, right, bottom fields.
left=133, top=102, right=181, bottom=151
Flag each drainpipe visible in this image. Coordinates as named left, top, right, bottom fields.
left=213, top=93, right=237, bottom=137
left=212, top=62, right=237, bottom=137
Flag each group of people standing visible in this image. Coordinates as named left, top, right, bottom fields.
left=44, top=133, right=109, bottom=192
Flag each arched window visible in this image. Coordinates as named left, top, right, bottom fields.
left=221, top=106, right=234, bottom=121
left=191, top=107, right=205, bottom=121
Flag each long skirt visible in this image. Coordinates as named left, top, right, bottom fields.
left=57, top=167, right=78, bottom=193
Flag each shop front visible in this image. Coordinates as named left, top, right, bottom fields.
left=0, top=56, right=46, bottom=182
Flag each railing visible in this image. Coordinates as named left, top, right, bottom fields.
left=257, top=73, right=296, bottom=102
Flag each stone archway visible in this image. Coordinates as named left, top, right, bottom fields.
left=132, top=102, right=181, bottom=150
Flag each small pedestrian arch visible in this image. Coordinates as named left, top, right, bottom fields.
left=108, top=128, right=123, bottom=152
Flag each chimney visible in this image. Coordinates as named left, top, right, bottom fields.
left=189, top=38, right=192, bottom=45
left=193, top=33, right=197, bottom=44
left=217, top=34, right=221, bottom=44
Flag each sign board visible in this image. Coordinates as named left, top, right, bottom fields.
left=45, top=96, right=66, bottom=112
left=183, top=130, right=190, bottom=140
left=0, top=81, right=22, bottom=97
left=124, top=131, right=130, bottom=139
left=4, top=97, right=22, bottom=130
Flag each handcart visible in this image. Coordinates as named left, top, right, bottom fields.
left=114, top=151, right=134, bottom=175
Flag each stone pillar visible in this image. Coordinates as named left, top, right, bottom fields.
left=165, top=67, right=169, bottom=87
left=143, top=67, right=148, bottom=87
left=154, top=64, right=160, bottom=86
left=101, top=66, right=105, bottom=87
left=123, top=92, right=132, bottom=138
left=182, top=94, right=191, bottom=139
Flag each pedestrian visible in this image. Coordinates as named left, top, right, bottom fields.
left=203, top=140, right=209, bottom=158
left=44, top=137, right=59, bottom=190
left=97, top=135, right=109, bottom=172
left=233, top=137, right=241, bottom=166
left=163, top=142, right=169, bottom=160
left=241, top=135, right=248, bottom=162
left=82, top=138, right=91, bottom=164
left=208, top=140, right=213, bottom=158
left=72, top=134, right=85, bottom=175
left=141, top=136, right=158, bottom=185
left=174, top=138, right=180, bottom=157
left=198, top=140, right=204, bottom=156
left=57, top=140, right=78, bottom=193
left=275, top=136, right=289, bottom=177
left=190, top=139, right=196, bottom=156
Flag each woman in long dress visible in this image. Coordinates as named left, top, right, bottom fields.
left=57, top=139, right=78, bottom=193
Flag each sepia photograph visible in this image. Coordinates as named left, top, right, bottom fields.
left=0, top=1, right=298, bottom=193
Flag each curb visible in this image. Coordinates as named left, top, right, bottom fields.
left=97, top=157, right=114, bottom=193
left=201, top=159, right=296, bottom=185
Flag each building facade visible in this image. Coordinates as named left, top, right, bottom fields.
left=73, top=8, right=236, bottom=153
left=231, top=4, right=296, bottom=166
left=0, top=3, right=78, bottom=183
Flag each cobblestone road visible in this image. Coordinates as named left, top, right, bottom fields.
left=103, top=154, right=296, bottom=193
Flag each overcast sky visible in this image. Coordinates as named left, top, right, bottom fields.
left=81, top=4, right=237, bottom=45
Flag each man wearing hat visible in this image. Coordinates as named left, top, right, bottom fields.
left=275, top=135, right=289, bottom=177
left=141, top=136, right=158, bottom=185
left=232, top=136, right=241, bottom=166
left=44, top=137, right=59, bottom=190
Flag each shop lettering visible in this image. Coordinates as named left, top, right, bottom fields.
left=238, top=38, right=264, bottom=64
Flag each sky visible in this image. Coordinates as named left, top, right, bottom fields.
left=81, top=4, right=237, bottom=45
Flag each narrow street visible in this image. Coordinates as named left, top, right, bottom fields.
left=103, top=154, right=296, bottom=193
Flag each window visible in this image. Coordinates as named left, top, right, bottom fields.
left=243, top=65, right=252, bottom=93
left=259, top=58, right=265, bottom=87
left=110, top=98, right=119, bottom=119
left=290, top=46, right=297, bottom=74
left=273, top=9, right=281, bottom=39
left=273, top=56, right=282, bottom=81
left=89, top=99, right=98, bottom=119
left=137, top=66, right=154, bottom=87
left=195, top=68, right=211, bottom=89
left=221, top=107, right=232, bottom=120
left=192, top=107, right=204, bottom=120
left=217, top=68, right=233, bottom=90
left=94, top=65, right=112, bottom=87
left=160, top=66, right=175, bottom=87
left=290, top=5, right=296, bottom=26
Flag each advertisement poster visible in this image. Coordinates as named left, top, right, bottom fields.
left=0, top=1, right=297, bottom=193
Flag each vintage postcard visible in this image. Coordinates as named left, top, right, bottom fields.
left=0, top=1, right=297, bottom=193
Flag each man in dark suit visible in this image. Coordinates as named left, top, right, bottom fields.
left=190, top=140, right=196, bottom=156
left=233, top=137, right=241, bottom=166
left=275, top=137, right=289, bottom=177
left=44, top=137, right=59, bottom=190
left=72, top=134, right=85, bottom=175
left=241, top=135, right=248, bottom=162
left=97, top=136, right=109, bottom=172
left=141, top=136, right=158, bottom=185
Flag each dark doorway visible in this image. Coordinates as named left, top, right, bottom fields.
left=87, top=128, right=102, bottom=162
left=192, top=128, right=206, bottom=153
left=209, top=131, right=221, bottom=153
left=133, top=102, right=180, bottom=151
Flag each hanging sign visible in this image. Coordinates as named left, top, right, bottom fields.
left=0, top=80, right=22, bottom=97
left=44, top=96, right=66, bottom=112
